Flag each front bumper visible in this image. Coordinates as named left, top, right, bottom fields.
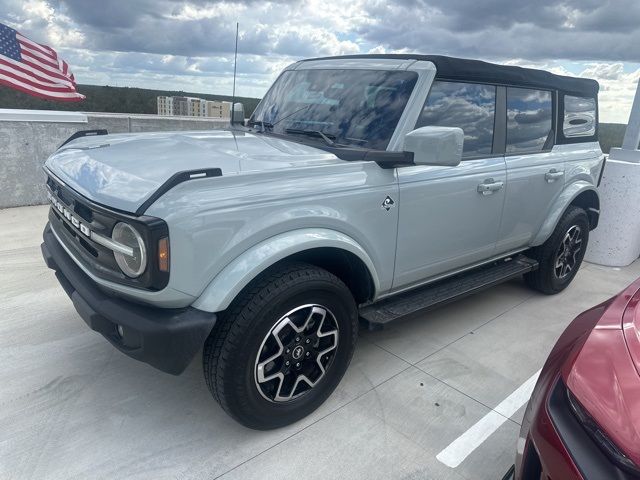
left=516, top=377, right=640, bottom=480
left=42, top=223, right=216, bottom=375
left=519, top=380, right=585, bottom=480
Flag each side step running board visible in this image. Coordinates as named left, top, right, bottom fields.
left=359, top=254, right=538, bottom=328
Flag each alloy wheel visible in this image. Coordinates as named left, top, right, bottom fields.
left=254, top=304, right=339, bottom=403
left=554, top=225, right=583, bottom=279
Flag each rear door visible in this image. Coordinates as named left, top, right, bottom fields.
left=495, top=87, right=564, bottom=253
left=393, top=80, right=507, bottom=289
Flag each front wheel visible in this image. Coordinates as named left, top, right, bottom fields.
left=202, top=262, right=358, bottom=429
left=524, top=206, right=589, bottom=294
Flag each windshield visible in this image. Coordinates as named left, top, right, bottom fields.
left=250, top=69, right=418, bottom=150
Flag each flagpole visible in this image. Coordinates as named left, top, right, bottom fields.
left=231, top=22, right=239, bottom=124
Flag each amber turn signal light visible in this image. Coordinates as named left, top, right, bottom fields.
left=158, top=237, right=170, bottom=272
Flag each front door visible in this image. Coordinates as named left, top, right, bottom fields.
left=393, top=80, right=507, bottom=289
left=394, top=159, right=507, bottom=288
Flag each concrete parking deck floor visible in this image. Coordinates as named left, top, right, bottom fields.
left=3, top=205, right=639, bottom=480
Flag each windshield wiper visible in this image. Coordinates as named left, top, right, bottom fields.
left=284, top=128, right=343, bottom=147
left=249, top=104, right=312, bottom=133
left=247, top=119, right=274, bottom=130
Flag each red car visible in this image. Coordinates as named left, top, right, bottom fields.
left=505, top=278, right=640, bottom=480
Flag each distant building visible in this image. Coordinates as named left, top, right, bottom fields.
left=157, top=95, right=232, bottom=118
left=173, top=96, right=189, bottom=116
left=188, top=98, right=201, bottom=117
left=206, top=101, right=232, bottom=119
left=156, top=96, right=174, bottom=116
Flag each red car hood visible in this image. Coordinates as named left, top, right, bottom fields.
left=625, top=295, right=640, bottom=378
left=565, top=280, right=640, bottom=468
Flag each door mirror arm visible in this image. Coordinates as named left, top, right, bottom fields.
left=374, top=151, right=415, bottom=169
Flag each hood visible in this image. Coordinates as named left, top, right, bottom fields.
left=565, top=280, right=640, bottom=469
left=45, top=129, right=342, bottom=213
left=624, top=286, right=640, bottom=382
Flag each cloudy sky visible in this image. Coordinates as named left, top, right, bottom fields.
left=2, top=0, right=640, bottom=122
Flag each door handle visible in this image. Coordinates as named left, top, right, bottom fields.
left=545, top=169, right=565, bottom=183
left=477, top=178, right=504, bottom=196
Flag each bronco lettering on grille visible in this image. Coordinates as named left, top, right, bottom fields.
left=48, top=191, right=91, bottom=237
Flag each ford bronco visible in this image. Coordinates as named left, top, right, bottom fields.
left=41, top=54, right=603, bottom=429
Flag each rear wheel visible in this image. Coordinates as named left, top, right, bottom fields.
left=524, top=206, right=589, bottom=294
left=202, top=262, right=358, bottom=429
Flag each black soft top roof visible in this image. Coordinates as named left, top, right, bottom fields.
left=301, top=54, right=599, bottom=98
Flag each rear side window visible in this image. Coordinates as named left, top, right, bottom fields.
left=563, top=95, right=596, bottom=138
left=416, top=80, right=496, bottom=158
left=506, top=87, right=553, bottom=154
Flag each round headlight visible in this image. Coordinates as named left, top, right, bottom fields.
left=112, top=222, right=147, bottom=278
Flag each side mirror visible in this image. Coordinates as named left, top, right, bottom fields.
left=231, top=102, right=245, bottom=125
left=403, top=126, right=464, bottom=167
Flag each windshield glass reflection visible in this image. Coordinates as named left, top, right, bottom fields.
left=250, top=69, right=418, bottom=150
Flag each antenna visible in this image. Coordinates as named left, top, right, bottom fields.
left=231, top=22, right=239, bottom=124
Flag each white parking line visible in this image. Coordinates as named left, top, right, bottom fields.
left=436, top=369, right=542, bottom=468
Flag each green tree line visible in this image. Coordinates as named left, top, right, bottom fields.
left=0, top=84, right=262, bottom=117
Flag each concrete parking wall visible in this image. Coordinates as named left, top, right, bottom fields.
left=0, top=109, right=228, bottom=209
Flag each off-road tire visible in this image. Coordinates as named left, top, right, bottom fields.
left=202, top=261, right=358, bottom=430
left=524, top=206, right=589, bottom=295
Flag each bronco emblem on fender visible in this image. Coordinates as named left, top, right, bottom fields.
left=381, top=196, right=395, bottom=211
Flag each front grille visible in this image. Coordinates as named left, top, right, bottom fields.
left=46, top=171, right=169, bottom=290
left=48, top=179, right=128, bottom=282
left=74, top=202, right=93, bottom=223
left=48, top=177, right=92, bottom=222
left=59, top=215, right=97, bottom=256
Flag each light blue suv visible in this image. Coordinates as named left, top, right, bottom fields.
left=41, top=54, right=603, bottom=429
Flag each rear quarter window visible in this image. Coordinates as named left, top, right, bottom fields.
left=563, top=95, right=597, bottom=138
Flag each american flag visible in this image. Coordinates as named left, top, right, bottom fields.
left=0, top=23, right=85, bottom=102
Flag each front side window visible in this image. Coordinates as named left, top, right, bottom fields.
left=506, top=87, right=553, bottom=154
left=250, top=69, right=418, bottom=150
left=416, top=81, right=496, bottom=158
left=563, top=95, right=596, bottom=138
